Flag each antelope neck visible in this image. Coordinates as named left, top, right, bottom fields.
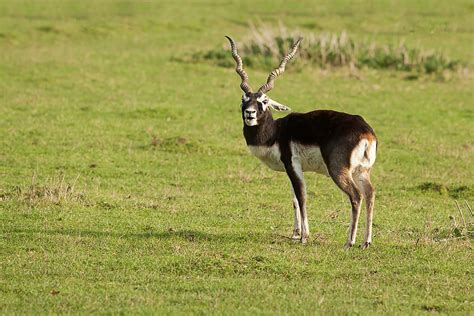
left=243, top=112, right=278, bottom=147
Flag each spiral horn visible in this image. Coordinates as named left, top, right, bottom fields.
left=258, top=37, right=303, bottom=94
left=225, top=36, right=253, bottom=93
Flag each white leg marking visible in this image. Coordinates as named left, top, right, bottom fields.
left=291, top=157, right=309, bottom=243
left=291, top=186, right=301, bottom=240
left=363, top=178, right=375, bottom=248
left=343, top=173, right=362, bottom=249
left=364, top=208, right=373, bottom=246
left=347, top=201, right=361, bottom=247
left=353, top=169, right=374, bottom=249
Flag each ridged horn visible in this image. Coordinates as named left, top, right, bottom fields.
left=258, top=37, right=303, bottom=94
left=225, top=36, right=252, bottom=93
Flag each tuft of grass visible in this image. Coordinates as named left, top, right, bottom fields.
left=417, top=182, right=449, bottom=195
left=433, top=201, right=474, bottom=242
left=416, top=182, right=473, bottom=199
left=1, top=173, right=83, bottom=206
left=192, top=23, right=465, bottom=76
left=451, top=201, right=474, bottom=239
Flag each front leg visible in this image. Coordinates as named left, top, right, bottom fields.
left=291, top=186, right=302, bottom=240
left=284, top=158, right=309, bottom=244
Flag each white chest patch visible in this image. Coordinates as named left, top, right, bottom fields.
left=290, top=142, right=329, bottom=175
left=248, top=144, right=285, bottom=172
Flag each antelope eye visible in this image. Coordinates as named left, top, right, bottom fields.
left=263, top=99, right=268, bottom=104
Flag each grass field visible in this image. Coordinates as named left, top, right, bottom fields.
left=1, top=0, right=473, bottom=314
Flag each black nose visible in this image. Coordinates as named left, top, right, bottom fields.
left=245, top=109, right=256, bottom=115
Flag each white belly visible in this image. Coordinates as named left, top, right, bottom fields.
left=247, top=143, right=329, bottom=175
left=290, top=143, right=329, bottom=175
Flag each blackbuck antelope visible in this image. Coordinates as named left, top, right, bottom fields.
left=225, top=36, right=377, bottom=249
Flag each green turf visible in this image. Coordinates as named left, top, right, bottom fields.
left=0, top=0, right=473, bottom=314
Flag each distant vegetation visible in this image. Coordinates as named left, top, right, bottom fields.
left=192, top=24, right=465, bottom=76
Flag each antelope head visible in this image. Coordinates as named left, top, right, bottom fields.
left=225, top=36, right=303, bottom=127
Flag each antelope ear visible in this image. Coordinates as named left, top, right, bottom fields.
left=268, top=98, right=292, bottom=112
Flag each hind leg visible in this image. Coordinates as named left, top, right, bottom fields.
left=329, top=167, right=362, bottom=249
left=353, top=169, right=375, bottom=249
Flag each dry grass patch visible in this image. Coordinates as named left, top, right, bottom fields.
left=191, top=23, right=466, bottom=77
left=1, top=173, right=84, bottom=206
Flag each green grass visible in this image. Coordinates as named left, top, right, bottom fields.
left=1, top=0, right=473, bottom=314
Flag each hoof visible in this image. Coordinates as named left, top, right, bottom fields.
left=291, top=230, right=301, bottom=241
left=291, top=234, right=301, bottom=242
left=344, top=242, right=354, bottom=250
left=361, top=242, right=371, bottom=249
left=300, top=237, right=308, bottom=244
